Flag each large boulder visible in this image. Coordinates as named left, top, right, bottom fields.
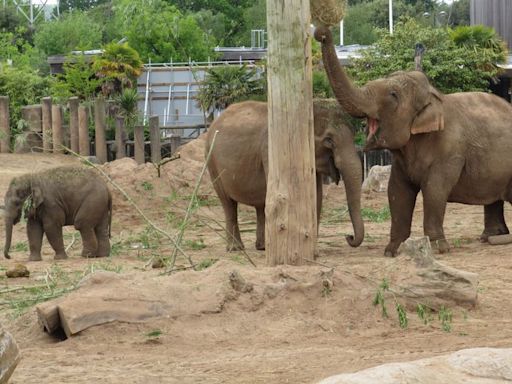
left=318, top=348, right=512, bottom=383
left=0, top=324, right=21, bottom=383
left=362, top=165, right=391, bottom=193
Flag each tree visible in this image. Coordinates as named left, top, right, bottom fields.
left=33, top=12, right=103, bottom=56
left=59, top=0, right=109, bottom=12
left=449, top=0, right=470, bottom=27
left=115, top=0, right=215, bottom=62
left=349, top=18, right=506, bottom=93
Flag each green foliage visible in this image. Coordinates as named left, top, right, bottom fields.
left=116, top=87, right=140, bottom=133
left=50, top=54, right=102, bottom=102
left=184, top=239, right=207, bottom=251
left=361, top=206, right=391, bottom=223
left=59, top=0, right=109, bottom=13
left=416, top=303, right=433, bottom=325
left=373, top=278, right=389, bottom=317
left=196, top=65, right=266, bottom=112
left=196, top=257, right=217, bottom=270
left=34, top=12, right=103, bottom=56
left=450, top=24, right=507, bottom=66
left=92, top=42, right=143, bottom=97
left=313, top=70, right=334, bottom=98
left=115, top=0, right=215, bottom=63
left=439, top=306, right=453, bottom=332
left=396, top=303, right=408, bottom=329
left=349, top=18, right=505, bottom=93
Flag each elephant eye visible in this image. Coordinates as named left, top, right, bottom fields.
left=390, top=90, right=399, bottom=101
left=323, top=137, right=335, bottom=149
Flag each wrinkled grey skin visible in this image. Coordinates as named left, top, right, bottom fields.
left=4, top=166, right=112, bottom=261
left=205, top=99, right=364, bottom=251
left=315, top=25, right=512, bottom=256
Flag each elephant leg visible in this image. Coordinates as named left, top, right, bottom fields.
left=43, top=222, right=68, bottom=260
left=255, top=206, right=265, bottom=250
left=95, top=213, right=111, bottom=257
left=220, top=197, right=243, bottom=251
left=77, top=227, right=98, bottom=258
left=27, top=218, right=43, bottom=261
left=385, top=164, right=419, bottom=257
left=481, top=201, right=509, bottom=242
left=421, top=160, right=463, bottom=254
left=316, top=173, right=323, bottom=231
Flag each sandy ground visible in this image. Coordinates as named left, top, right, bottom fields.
left=1, top=146, right=512, bottom=384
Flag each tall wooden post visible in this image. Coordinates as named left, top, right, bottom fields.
left=134, top=125, right=145, bottom=164
left=51, top=105, right=63, bottom=153
left=78, top=105, right=90, bottom=156
left=41, top=97, right=52, bottom=153
left=115, top=116, right=126, bottom=159
left=94, top=97, right=108, bottom=164
left=0, top=96, right=10, bottom=153
left=265, top=0, right=316, bottom=265
left=149, top=115, right=161, bottom=163
left=69, top=97, right=80, bottom=153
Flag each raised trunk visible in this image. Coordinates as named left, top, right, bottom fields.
left=314, top=26, right=376, bottom=118
left=336, top=145, right=365, bottom=247
left=4, top=220, right=13, bottom=259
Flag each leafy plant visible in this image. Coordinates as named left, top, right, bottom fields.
left=184, top=239, right=207, bottom=251
left=439, top=306, right=453, bottom=332
left=196, top=257, right=217, bottom=270
left=361, top=206, right=391, bottom=222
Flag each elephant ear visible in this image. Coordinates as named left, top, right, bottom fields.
left=31, top=186, right=44, bottom=208
left=410, top=87, right=444, bottom=135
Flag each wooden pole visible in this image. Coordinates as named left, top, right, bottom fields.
left=68, top=97, right=79, bottom=153
left=41, top=97, right=52, bottom=153
left=265, top=0, right=316, bottom=266
left=0, top=96, right=10, bottom=153
left=51, top=105, right=63, bottom=153
left=78, top=105, right=90, bottom=156
left=149, top=115, right=161, bottom=163
left=115, top=116, right=126, bottom=159
left=94, top=97, right=108, bottom=164
left=134, top=125, right=145, bottom=164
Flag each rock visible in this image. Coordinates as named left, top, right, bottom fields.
left=318, top=347, right=512, bottom=383
left=6, top=264, right=30, bottom=278
left=362, top=165, right=391, bottom=193
left=0, top=324, right=21, bottom=384
left=394, top=237, right=479, bottom=309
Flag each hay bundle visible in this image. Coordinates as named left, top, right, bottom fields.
left=310, top=0, right=346, bottom=27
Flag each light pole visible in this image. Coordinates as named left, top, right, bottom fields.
left=389, top=0, right=393, bottom=34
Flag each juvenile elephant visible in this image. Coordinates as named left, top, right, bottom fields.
left=205, top=99, right=364, bottom=251
left=3, top=166, right=112, bottom=260
left=315, top=25, right=512, bottom=256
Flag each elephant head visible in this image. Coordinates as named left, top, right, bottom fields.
left=3, top=175, right=42, bottom=259
left=313, top=99, right=364, bottom=247
left=314, top=26, right=444, bottom=151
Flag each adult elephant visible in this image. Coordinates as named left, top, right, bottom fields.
left=314, top=25, right=512, bottom=256
left=3, top=166, right=112, bottom=260
left=205, top=99, right=364, bottom=251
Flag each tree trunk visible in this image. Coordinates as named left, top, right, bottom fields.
left=94, top=97, right=108, bottom=164
left=69, top=97, right=80, bottom=153
left=41, top=97, right=52, bottom=153
left=265, top=0, right=316, bottom=266
left=0, top=96, right=10, bottom=153
left=51, top=104, right=63, bottom=154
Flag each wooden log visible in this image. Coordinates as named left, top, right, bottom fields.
left=0, top=96, right=10, bottom=153
left=265, top=0, right=316, bottom=265
left=487, top=234, right=512, bottom=245
left=36, top=300, right=62, bottom=334
left=78, top=105, right=90, bottom=156
left=169, top=135, right=181, bottom=155
left=114, top=115, right=126, bottom=159
left=51, top=104, right=63, bottom=153
left=41, top=97, right=52, bottom=153
left=94, top=97, right=108, bottom=164
left=68, top=97, right=80, bottom=153
left=134, top=125, right=145, bottom=164
left=149, top=115, right=161, bottom=163
left=0, top=325, right=20, bottom=383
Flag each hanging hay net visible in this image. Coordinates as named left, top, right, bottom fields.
left=310, top=0, right=347, bottom=27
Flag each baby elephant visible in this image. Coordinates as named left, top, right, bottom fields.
left=3, top=166, right=112, bottom=261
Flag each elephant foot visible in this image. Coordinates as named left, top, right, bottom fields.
left=430, top=238, right=450, bottom=254
left=226, top=243, right=244, bottom=252
left=384, top=242, right=400, bottom=257
left=54, top=252, right=68, bottom=260
left=28, top=253, right=42, bottom=261
left=480, top=228, right=510, bottom=243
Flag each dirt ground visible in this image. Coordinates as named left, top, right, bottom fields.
left=1, top=142, right=512, bottom=384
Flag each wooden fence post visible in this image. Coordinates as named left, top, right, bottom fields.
left=94, top=97, right=108, bottom=164
left=134, top=125, right=145, bottom=164
left=51, top=105, right=63, bottom=154
left=41, top=97, right=52, bottom=153
left=0, top=96, right=10, bottom=153
left=78, top=105, right=90, bottom=156
left=69, top=97, right=79, bottom=154
left=149, top=115, right=161, bottom=163
left=115, top=116, right=126, bottom=159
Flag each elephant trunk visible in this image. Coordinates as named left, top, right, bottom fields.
left=314, top=26, right=376, bottom=118
left=4, top=219, right=13, bottom=259
left=335, top=145, right=365, bottom=247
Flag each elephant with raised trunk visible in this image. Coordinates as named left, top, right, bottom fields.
left=205, top=99, right=364, bottom=251
left=315, top=25, right=512, bottom=256
left=3, top=166, right=112, bottom=260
